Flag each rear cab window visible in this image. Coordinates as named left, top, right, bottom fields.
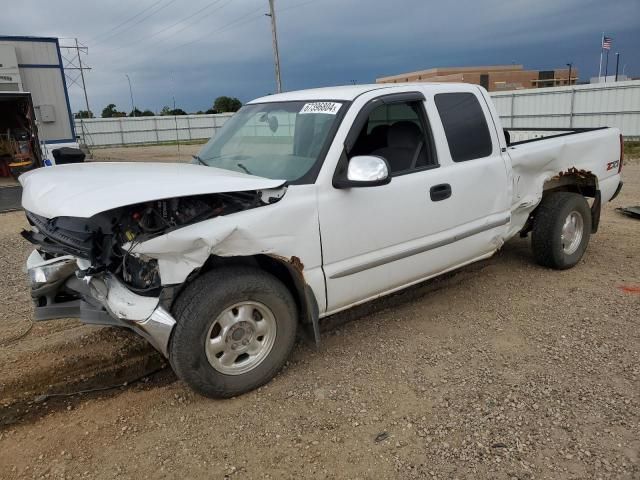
left=434, top=92, right=493, bottom=162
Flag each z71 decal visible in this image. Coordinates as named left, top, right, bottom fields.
left=607, top=160, right=619, bottom=171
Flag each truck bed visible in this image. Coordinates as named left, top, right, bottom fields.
left=505, top=127, right=609, bottom=146
left=504, top=126, right=622, bottom=237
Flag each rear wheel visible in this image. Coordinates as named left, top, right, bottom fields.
left=169, top=266, right=298, bottom=398
left=531, top=192, right=591, bottom=270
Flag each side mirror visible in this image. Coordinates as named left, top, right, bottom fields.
left=335, top=155, right=391, bottom=188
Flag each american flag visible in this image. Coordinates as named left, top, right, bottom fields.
left=602, top=36, right=613, bottom=50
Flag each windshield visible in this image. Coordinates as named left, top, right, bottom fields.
left=195, top=101, right=344, bottom=182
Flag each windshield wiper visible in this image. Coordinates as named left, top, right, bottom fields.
left=237, top=163, right=253, bottom=175
left=192, top=155, right=207, bottom=166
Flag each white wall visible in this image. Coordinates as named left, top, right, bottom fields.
left=76, top=80, right=640, bottom=147
left=75, top=113, right=234, bottom=147
left=490, top=80, right=640, bottom=139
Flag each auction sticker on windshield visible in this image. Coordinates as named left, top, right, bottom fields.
left=300, top=102, right=342, bottom=115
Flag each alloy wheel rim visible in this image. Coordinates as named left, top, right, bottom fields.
left=205, top=301, right=277, bottom=375
left=561, top=210, right=584, bottom=255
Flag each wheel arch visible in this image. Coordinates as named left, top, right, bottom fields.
left=542, top=168, right=598, bottom=197
left=540, top=169, right=601, bottom=233
left=178, top=254, right=320, bottom=344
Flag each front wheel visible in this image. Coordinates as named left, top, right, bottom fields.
left=169, top=266, right=298, bottom=398
left=531, top=192, right=592, bottom=270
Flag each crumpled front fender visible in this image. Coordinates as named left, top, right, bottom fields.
left=128, top=185, right=327, bottom=315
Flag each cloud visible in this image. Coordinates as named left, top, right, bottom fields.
left=1, top=0, right=638, bottom=114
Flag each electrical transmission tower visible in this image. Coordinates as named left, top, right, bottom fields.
left=59, top=38, right=92, bottom=116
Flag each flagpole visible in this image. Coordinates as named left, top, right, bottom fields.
left=598, top=32, right=604, bottom=82
left=604, top=49, right=609, bottom=83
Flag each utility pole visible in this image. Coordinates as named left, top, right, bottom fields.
left=59, top=38, right=92, bottom=115
left=598, top=32, right=603, bottom=82
left=126, top=74, right=136, bottom=116
left=566, top=63, right=573, bottom=86
left=614, top=53, right=620, bottom=82
left=266, top=0, right=282, bottom=93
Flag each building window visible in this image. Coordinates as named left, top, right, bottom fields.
left=480, top=74, right=489, bottom=90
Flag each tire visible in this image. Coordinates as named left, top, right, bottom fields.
left=169, top=266, right=298, bottom=398
left=531, top=192, right=592, bottom=270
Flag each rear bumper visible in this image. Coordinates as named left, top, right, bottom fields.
left=26, top=250, right=176, bottom=357
left=599, top=174, right=623, bottom=204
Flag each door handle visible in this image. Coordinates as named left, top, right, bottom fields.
left=430, top=183, right=452, bottom=202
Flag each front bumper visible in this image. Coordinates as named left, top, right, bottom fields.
left=26, top=250, right=176, bottom=357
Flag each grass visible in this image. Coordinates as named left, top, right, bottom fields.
left=623, top=141, right=640, bottom=159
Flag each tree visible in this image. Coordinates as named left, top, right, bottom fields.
left=160, top=105, right=187, bottom=116
left=74, top=110, right=94, bottom=119
left=141, top=109, right=155, bottom=116
left=213, top=96, right=242, bottom=113
left=128, top=108, right=143, bottom=117
left=101, top=104, right=125, bottom=118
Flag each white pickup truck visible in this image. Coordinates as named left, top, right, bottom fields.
left=20, top=83, right=624, bottom=397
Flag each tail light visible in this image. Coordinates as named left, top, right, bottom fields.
left=619, top=134, right=624, bottom=173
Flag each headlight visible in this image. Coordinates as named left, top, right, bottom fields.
left=27, top=252, right=78, bottom=288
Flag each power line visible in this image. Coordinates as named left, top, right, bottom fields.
left=142, top=0, right=231, bottom=43
left=97, top=0, right=233, bottom=55
left=167, top=5, right=265, bottom=52
left=280, top=0, right=316, bottom=13
left=111, top=4, right=262, bottom=71
left=90, top=0, right=167, bottom=43
left=167, top=0, right=315, bottom=52
left=115, top=0, right=318, bottom=73
left=93, top=0, right=179, bottom=45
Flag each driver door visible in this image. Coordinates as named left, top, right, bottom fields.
left=318, top=92, right=458, bottom=312
left=317, top=90, right=509, bottom=313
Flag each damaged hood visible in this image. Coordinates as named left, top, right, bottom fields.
left=20, top=162, right=285, bottom=218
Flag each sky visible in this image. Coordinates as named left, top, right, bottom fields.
left=2, top=0, right=639, bottom=115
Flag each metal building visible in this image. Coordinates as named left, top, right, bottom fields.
left=0, top=36, right=75, bottom=146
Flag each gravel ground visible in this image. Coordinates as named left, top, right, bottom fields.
left=0, top=155, right=638, bottom=479
left=91, top=143, right=203, bottom=163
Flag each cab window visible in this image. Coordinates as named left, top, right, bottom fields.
left=434, top=92, right=493, bottom=162
left=349, top=101, right=437, bottom=174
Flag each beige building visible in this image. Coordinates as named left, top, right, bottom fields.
left=376, top=65, right=578, bottom=91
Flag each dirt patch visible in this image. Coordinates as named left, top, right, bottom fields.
left=90, top=143, right=204, bottom=163
left=0, top=162, right=637, bottom=479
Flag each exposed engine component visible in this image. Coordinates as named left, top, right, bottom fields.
left=120, top=196, right=224, bottom=240
left=22, top=190, right=280, bottom=295
left=122, top=254, right=161, bottom=292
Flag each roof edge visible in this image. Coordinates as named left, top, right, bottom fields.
left=0, top=35, right=58, bottom=43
